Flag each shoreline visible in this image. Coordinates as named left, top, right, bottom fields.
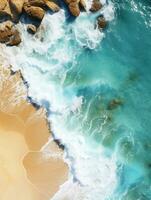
left=0, top=62, right=69, bottom=200
left=0, top=1, right=115, bottom=199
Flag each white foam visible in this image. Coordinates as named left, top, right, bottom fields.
left=71, top=0, right=114, bottom=49
left=72, top=13, right=104, bottom=49
left=50, top=118, right=117, bottom=200
left=101, top=1, right=115, bottom=21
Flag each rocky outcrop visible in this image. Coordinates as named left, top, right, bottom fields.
left=23, top=3, right=45, bottom=21
left=0, top=20, right=13, bottom=43
left=44, top=0, right=60, bottom=12
left=27, top=0, right=46, bottom=7
left=0, top=20, right=21, bottom=46
left=0, top=0, right=62, bottom=45
left=0, top=0, right=12, bottom=20
left=69, top=1, right=80, bottom=17
left=0, top=0, right=108, bottom=46
left=27, top=0, right=60, bottom=12
left=9, top=0, right=25, bottom=22
left=0, top=0, right=61, bottom=23
left=7, top=29, right=21, bottom=46
left=65, top=0, right=86, bottom=17
left=23, top=0, right=61, bottom=21
left=97, top=16, right=107, bottom=29
left=90, top=0, right=102, bottom=12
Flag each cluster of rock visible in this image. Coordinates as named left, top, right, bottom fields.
left=0, top=0, right=60, bottom=22
left=0, top=0, right=107, bottom=46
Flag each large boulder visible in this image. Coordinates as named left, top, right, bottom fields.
left=24, top=4, right=45, bottom=21
left=0, top=20, right=13, bottom=43
left=64, top=0, right=86, bottom=16
left=0, top=0, right=12, bottom=20
left=68, top=0, right=80, bottom=17
left=90, top=0, right=102, bottom=12
left=7, top=29, right=22, bottom=46
left=0, top=20, right=21, bottom=46
left=27, top=0, right=60, bottom=12
left=44, top=0, right=60, bottom=12
left=9, top=0, right=25, bottom=22
left=28, top=0, right=46, bottom=7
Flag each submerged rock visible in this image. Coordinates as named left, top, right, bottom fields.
left=107, top=99, right=123, bottom=110
left=97, top=16, right=107, bottom=29
left=90, top=0, right=102, bottom=12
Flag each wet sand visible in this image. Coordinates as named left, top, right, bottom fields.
left=0, top=66, right=68, bottom=200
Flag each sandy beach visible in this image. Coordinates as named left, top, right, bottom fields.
left=0, top=66, right=68, bottom=200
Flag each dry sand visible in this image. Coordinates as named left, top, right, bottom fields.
left=0, top=66, right=68, bottom=200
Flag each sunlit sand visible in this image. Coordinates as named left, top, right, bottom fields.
left=0, top=66, right=68, bottom=200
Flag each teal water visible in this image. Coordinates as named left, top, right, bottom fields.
left=4, top=0, right=151, bottom=199
left=105, top=1, right=151, bottom=199
left=61, top=1, right=151, bottom=198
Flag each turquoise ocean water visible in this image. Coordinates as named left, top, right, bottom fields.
left=3, top=0, right=151, bottom=199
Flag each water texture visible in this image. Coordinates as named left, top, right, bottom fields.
left=2, top=0, right=151, bottom=199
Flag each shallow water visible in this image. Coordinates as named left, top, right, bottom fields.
left=2, top=0, right=151, bottom=199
